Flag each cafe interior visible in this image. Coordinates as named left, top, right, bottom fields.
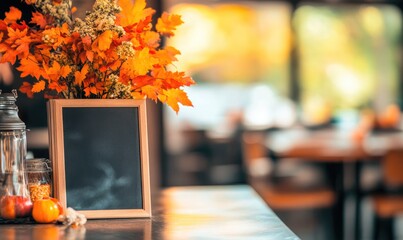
left=1, top=0, right=403, bottom=239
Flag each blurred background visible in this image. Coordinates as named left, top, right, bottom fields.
left=158, top=1, right=403, bottom=239
left=161, top=0, right=401, bottom=185
left=1, top=0, right=403, bottom=239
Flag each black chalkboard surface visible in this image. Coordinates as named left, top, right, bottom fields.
left=47, top=99, right=151, bottom=219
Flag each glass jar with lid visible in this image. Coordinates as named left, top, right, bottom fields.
left=25, top=158, right=52, bottom=202
left=0, top=90, right=32, bottom=220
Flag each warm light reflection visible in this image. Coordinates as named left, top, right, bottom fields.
left=168, top=2, right=291, bottom=88
left=161, top=187, right=280, bottom=239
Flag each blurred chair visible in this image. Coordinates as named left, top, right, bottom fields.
left=372, top=149, right=403, bottom=240
left=241, top=130, right=336, bottom=238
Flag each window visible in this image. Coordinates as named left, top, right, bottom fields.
left=161, top=0, right=402, bottom=186
left=164, top=2, right=293, bottom=130
left=294, top=4, right=402, bottom=125
left=163, top=1, right=293, bottom=185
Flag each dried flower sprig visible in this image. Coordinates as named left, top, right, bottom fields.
left=0, top=0, right=194, bottom=112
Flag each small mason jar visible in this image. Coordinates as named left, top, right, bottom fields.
left=25, top=158, right=52, bottom=202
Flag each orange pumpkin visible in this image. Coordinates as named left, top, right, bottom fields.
left=32, top=198, right=60, bottom=223
left=50, top=197, right=64, bottom=215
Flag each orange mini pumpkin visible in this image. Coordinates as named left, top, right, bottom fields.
left=32, top=198, right=60, bottom=223
left=50, top=197, right=64, bottom=216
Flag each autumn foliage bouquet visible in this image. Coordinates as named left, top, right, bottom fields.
left=0, top=0, right=194, bottom=112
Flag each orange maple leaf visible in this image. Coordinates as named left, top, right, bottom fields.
left=100, top=60, right=121, bottom=72
left=79, top=51, right=86, bottom=63
left=74, top=64, right=89, bottom=85
left=59, top=65, right=71, bottom=78
left=0, top=45, right=16, bottom=64
left=131, top=75, right=154, bottom=88
left=16, top=56, right=43, bottom=79
left=48, top=81, right=67, bottom=93
left=25, top=0, right=37, bottom=4
left=142, top=31, right=160, bottom=48
left=19, top=82, right=34, bottom=98
left=153, top=68, right=195, bottom=89
left=86, top=51, right=94, bottom=62
left=31, top=12, right=47, bottom=28
left=154, top=46, right=180, bottom=65
left=5, top=7, right=22, bottom=24
left=60, top=23, right=70, bottom=35
left=159, top=88, right=193, bottom=113
left=136, top=15, right=153, bottom=32
left=122, top=47, right=158, bottom=76
left=141, top=85, right=159, bottom=101
left=14, top=36, right=32, bottom=59
left=44, top=61, right=62, bottom=81
left=3, top=27, right=30, bottom=64
left=95, top=81, right=105, bottom=92
left=116, top=0, right=155, bottom=27
left=96, top=30, right=113, bottom=51
left=41, top=27, right=66, bottom=49
left=32, top=80, right=46, bottom=93
left=82, top=35, right=92, bottom=46
left=0, top=21, right=7, bottom=31
left=156, top=12, right=183, bottom=37
left=131, top=91, right=145, bottom=99
left=83, top=82, right=103, bottom=97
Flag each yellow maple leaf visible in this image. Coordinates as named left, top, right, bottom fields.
left=141, top=85, right=159, bottom=101
left=142, top=31, right=160, bottom=48
left=131, top=91, right=145, bottom=99
left=117, top=0, right=155, bottom=27
left=156, top=12, right=183, bottom=37
left=154, top=46, right=180, bottom=65
left=122, top=47, right=158, bottom=76
left=32, top=80, right=46, bottom=93
left=160, top=88, right=193, bottom=113
left=41, top=27, right=66, bottom=49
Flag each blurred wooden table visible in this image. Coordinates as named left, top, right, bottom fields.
left=266, top=127, right=403, bottom=240
left=0, top=185, right=300, bottom=240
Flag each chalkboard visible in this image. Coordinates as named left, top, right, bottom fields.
left=47, top=99, right=151, bottom=219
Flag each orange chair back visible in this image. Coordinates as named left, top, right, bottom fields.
left=383, top=149, right=403, bottom=187
left=241, top=132, right=267, bottom=163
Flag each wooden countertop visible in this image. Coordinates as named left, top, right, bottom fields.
left=0, top=185, right=300, bottom=240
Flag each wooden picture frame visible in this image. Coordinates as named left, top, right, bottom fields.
left=47, top=99, right=151, bottom=219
